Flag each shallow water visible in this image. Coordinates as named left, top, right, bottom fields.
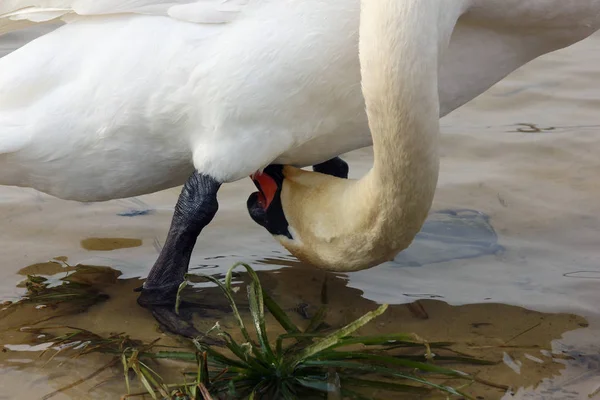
left=1, top=28, right=600, bottom=399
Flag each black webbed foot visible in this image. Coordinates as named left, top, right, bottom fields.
left=150, top=305, right=203, bottom=338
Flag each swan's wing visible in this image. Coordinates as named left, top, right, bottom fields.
left=0, top=0, right=248, bottom=35
left=0, top=0, right=248, bottom=156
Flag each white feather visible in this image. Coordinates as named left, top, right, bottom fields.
left=0, top=0, right=246, bottom=34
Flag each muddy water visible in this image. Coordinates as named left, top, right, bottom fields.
left=1, top=28, right=600, bottom=399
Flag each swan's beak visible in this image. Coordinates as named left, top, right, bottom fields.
left=247, top=165, right=292, bottom=239
left=250, top=165, right=285, bottom=208
left=251, top=170, right=279, bottom=209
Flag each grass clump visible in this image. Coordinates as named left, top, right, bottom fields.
left=128, top=263, right=480, bottom=399
left=35, top=263, right=493, bottom=399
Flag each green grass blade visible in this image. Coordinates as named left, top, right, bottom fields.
left=263, top=291, right=301, bottom=334
left=174, top=280, right=189, bottom=315
left=143, top=351, right=197, bottom=361
left=137, top=360, right=171, bottom=396
left=145, top=348, right=240, bottom=369
left=340, top=377, right=430, bottom=394
left=276, top=332, right=328, bottom=358
left=299, top=360, right=473, bottom=399
left=121, top=352, right=131, bottom=395
left=218, top=332, right=254, bottom=364
left=197, top=272, right=253, bottom=345
left=130, top=360, right=158, bottom=400
left=294, top=377, right=331, bottom=392
left=247, top=281, right=275, bottom=360
left=433, top=355, right=497, bottom=365
left=330, top=333, right=425, bottom=348
left=137, top=360, right=164, bottom=382
left=304, top=305, right=327, bottom=334
left=227, top=263, right=276, bottom=361
left=182, top=371, right=196, bottom=399
left=197, top=382, right=214, bottom=400
left=291, top=304, right=388, bottom=366
left=227, top=379, right=237, bottom=398
left=192, top=339, right=251, bottom=369
left=278, top=332, right=326, bottom=341
left=383, top=354, right=497, bottom=365
left=198, top=351, right=210, bottom=387
left=311, top=352, right=469, bottom=378
left=383, top=342, right=454, bottom=351
left=217, top=332, right=272, bottom=375
left=279, top=381, right=297, bottom=400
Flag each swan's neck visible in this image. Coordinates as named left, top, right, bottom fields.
left=277, top=0, right=467, bottom=271
left=350, top=0, right=465, bottom=260
left=362, top=0, right=439, bottom=217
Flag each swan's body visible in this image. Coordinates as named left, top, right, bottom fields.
left=2, top=0, right=598, bottom=202
left=0, top=1, right=370, bottom=201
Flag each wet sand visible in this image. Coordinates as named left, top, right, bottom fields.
left=1, top=27, right=600, bottom=399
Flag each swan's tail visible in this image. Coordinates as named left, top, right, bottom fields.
left=0, top=0, right=248, bottom=36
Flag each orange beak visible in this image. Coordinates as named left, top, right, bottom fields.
left=251, top=171, right=278, bottom=209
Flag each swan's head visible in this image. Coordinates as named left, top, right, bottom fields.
left=247, top=165, right=293, bottom=241
left=248, top=165, right=404, bottom=272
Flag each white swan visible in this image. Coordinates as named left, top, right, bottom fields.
left=1, top=0, right=599, bottom=312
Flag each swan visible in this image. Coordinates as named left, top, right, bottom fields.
left=1, top=0, right=599, bottom=316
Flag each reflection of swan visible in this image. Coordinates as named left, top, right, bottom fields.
left=1, top=1, right=599, bottom=305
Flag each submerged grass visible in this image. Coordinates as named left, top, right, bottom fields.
left=19, top=271, right=109, bottom=308
left=29, top=263, right=500, bottom=400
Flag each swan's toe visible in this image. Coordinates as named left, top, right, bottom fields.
left=136, top=286, right=217, bottom=341
left=146, top=305, right=221, bottom=345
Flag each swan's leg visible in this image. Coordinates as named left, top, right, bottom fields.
left=138, top=171, right=221, bottom=307
left=312, top=157, right=349, bottom=179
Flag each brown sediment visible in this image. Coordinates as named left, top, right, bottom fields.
left=17, top=257, right=74, bottom=276
left=80, top=238, right=143, bottom=251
